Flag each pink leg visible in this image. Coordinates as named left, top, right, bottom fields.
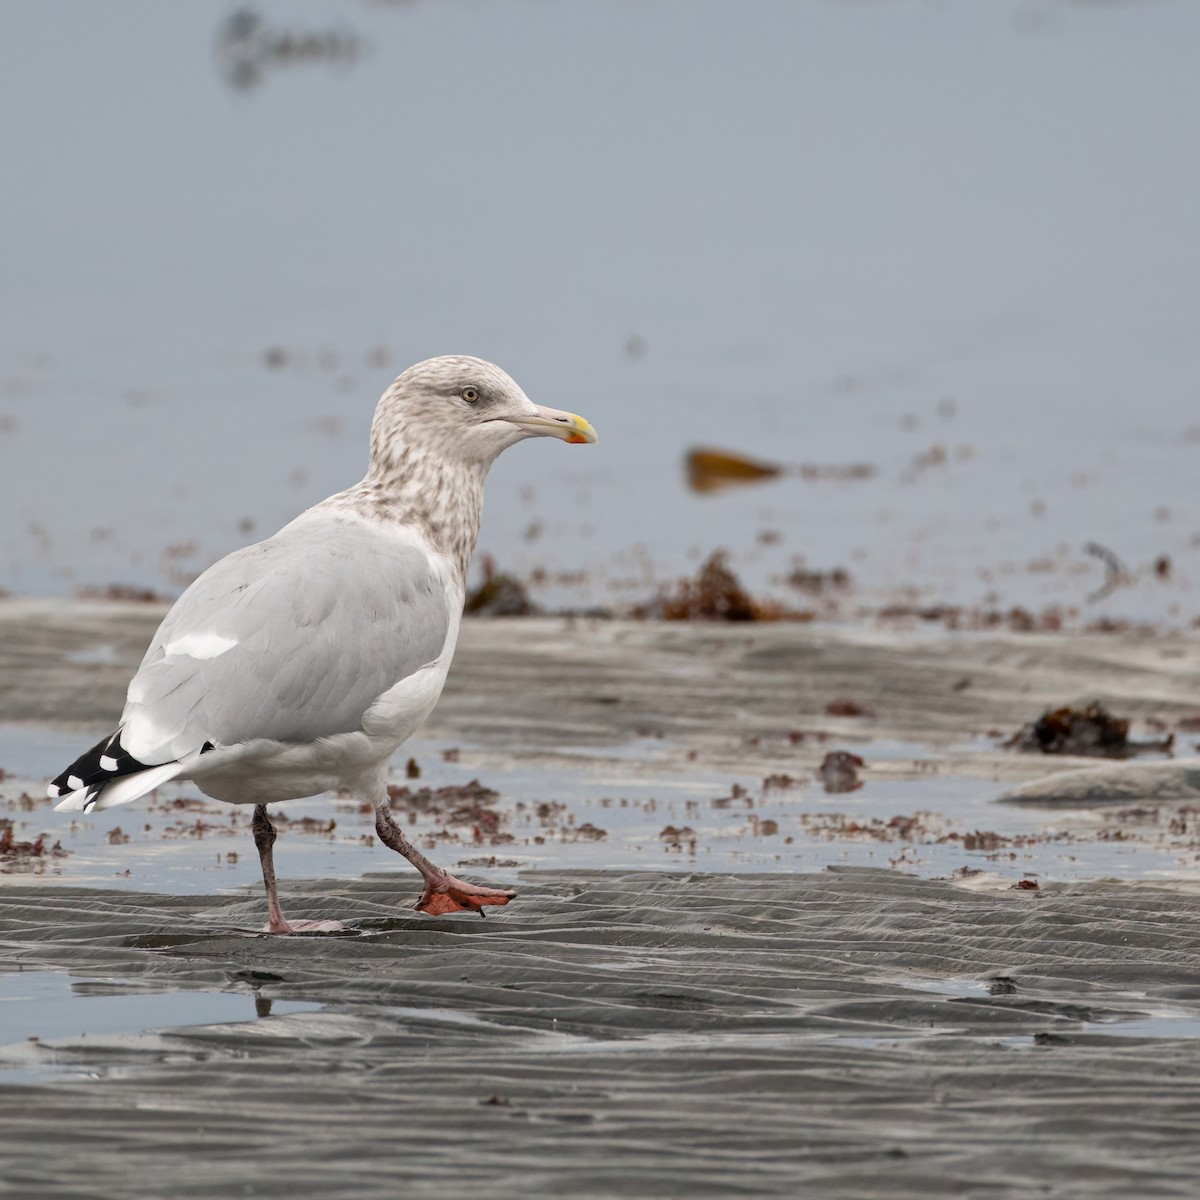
left=252, top=804, right=294, bottom=934
left=375, top=801, right=517, bottom=917
left=251, top=805, right=342, bottom=934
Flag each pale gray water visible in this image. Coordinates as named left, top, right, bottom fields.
left=5, top=722, right=1199, bottom=893
left=0, top=970, right=316, bottom=1042
left=0, top=970, right=318, bottom=1082
left=2, top=1, right=1199, bottom=618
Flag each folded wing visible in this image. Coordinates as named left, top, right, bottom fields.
left=51, top=516, right=451, bottom=808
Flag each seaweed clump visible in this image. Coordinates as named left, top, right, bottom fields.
left=1005, top=702, right=1173, bottom=758
left=650, top=552, right=784, bottom=621
left=685, top=448, right=781, bottom=494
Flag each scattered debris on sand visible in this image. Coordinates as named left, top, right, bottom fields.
left=271, top=814, right=337, bottom=836
left=786, top=566, right=852, bottom=596
left=0, top=819, right=69, bottom=871
left=875, top=603, right=1071, bottom=633
left=148, top=796, right=211, bottom=813
left=817, top=751, right=866, bottom=794
left=659, top=824, right=697, bottom=851
left=386, top=779, right=501, bottom=814
left=385, top=779, right=513, bottom=846
left=763, top=773, right=800, bottom=790
left=75, top=583, right=170, bottom=604
left=801, top=811, right=944, bottom=843
left=163, top=817, right=226, bottom=840
left=712, top=783, right=752, bottom=808
left=1005, top=701, right=1174, bottom=758
left=565, top=822, right=608, bottom=843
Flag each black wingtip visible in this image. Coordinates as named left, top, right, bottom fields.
left=50, top=731, right=151, bottom=798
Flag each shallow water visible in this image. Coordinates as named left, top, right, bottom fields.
left=6, top=721, right=1200, bottom=895
left=0, top=970, right=316, bottom=1041
left=2, top=2, right=1199, bottom=621
left=0, top=969, right=318, bottom=1083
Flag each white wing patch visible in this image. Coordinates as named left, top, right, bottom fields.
left=164, top=632, right=239, bottom=660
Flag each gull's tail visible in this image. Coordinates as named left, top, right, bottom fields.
left=49, top=731, right=186, bottom=813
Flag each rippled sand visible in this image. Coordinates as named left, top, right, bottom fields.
left=4, top=603, right=1200, bottom=1196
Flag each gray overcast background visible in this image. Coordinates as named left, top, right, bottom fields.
left=2, top=1, right=1198, bottom=619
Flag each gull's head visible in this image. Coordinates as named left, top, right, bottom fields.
left=370, top=355, right=597, bottom=474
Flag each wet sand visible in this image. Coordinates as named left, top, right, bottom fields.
left=4, top=601, right=1200, bottom=1196
left=5, top=871, right=1200, bottom=1197
left=5, top=598, right=1200, bottom=776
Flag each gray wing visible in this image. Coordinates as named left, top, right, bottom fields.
left=120, top=516, right=451, bottom=764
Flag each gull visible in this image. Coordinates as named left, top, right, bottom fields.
left=49, top=356, right=597, bottom=933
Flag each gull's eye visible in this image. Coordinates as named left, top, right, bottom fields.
left=461, top=386, right=480, bottom=403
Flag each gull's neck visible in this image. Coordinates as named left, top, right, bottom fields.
left=322, top=441, right=487, bottom=586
